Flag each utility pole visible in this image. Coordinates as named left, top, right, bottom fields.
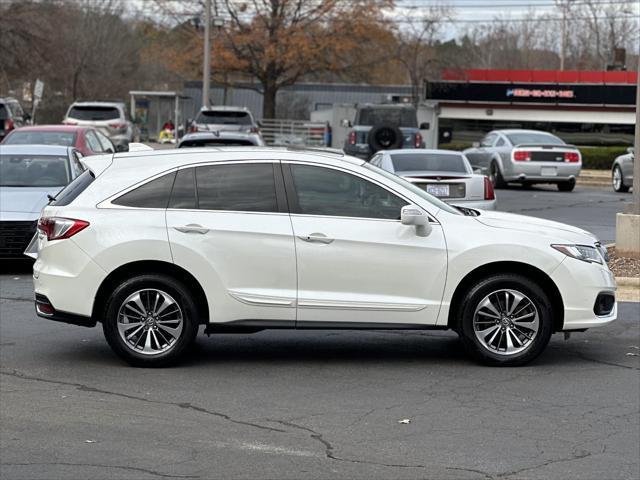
left=631, top=61, right=639, bottom=215
left=202, top=0, right=211, bottom=107
left=558, top=0, right=573, bottom=71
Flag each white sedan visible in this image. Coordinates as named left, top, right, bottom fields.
left=30, top=147, right=615, bottom=367
left=370, top=149, right=496, bottom=210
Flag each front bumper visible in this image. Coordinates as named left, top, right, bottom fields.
left=550, top=257, right=617, bottom=330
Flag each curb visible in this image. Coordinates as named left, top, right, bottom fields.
left=616, top=277, right=640, bottom=287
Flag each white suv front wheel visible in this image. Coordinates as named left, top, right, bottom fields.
left=102, top=274, right=199, bottom=367
left=458, top=274, right=553, bottom=366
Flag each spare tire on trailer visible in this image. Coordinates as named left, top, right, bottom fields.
left=367, top=124, right=403, bottom=153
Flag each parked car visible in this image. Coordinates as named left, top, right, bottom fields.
left=612, top=147, right=634, bottom=193
left=0, top=144, right=84, bottom=259
left=29, top=147, right=615, bottom=367
left=1, top=125, right=115, bottom=156
left=177, top=131, right=264, bottom=148
left=343, top=104, right=427, bottom=159
left=190, top=106, right=261, bottom=136
left=0, top=97, right=26, bottom=141
left=371, top=149, right=496, bottom=211
left=463, top=129, right=581, bottom=191
left=63, top=101, right=133, bottom=151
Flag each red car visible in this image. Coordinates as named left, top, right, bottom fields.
left=0, top=125, right=115, bottom=157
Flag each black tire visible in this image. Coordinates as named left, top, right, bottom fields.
left=612, top=166, right=630, bottom=193
left=101, top=274, right=199, bottom=367
left=489, top=161, right=507, bottom=188
left=457, top=274, right=553, bottom=367
left=367, top=124, right=403, bottom=152
left=557, top=179, right=576, bottom=192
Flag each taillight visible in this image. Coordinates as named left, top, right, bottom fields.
left=190, top=125, right=198, bottom=133
left=513, top=151, right=531, bottom=161
left=6, top=118, right=14, bottom=131
left=564, top=151, right=580, bottom=163
left=414, top=132, right=423, bottom=148
left=484, top=176, right=495, bottom=200
left=37, top=217, right=89, bottom=241
left=349, top=131, right=356, bottom=145
left=250, top=126, right=260, bottom=134
left=108, top=122, right=126, bottom=129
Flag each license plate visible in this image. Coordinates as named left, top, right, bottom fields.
left=541, top=167, right=557, bottom=177
left=426, top=184, right=450, bottom=197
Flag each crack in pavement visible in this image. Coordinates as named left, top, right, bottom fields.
left=568, top=350, right=639, bottom=371
left=0, top=296, right=34, bottom=303
left=0, top=369, right=285, bottom=433
left=273, top=419, right=425, bottom=469
left=1, top=461, right=199, bottom=478
left=497, top=448, right=596, bottom=478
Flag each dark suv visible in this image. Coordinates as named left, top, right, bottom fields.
left=0, top=97, right=26, bottom=141
left=343, top=104, right=426, bottom=160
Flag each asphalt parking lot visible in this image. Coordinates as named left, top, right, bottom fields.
left=1, top=185, right=638, bottom=480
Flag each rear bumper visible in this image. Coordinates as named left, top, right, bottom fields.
left=504, top=163, right=581, bottom=182
left=35, top=294, right=96, bottom=327
left=33, top=238, right=106, bottom=318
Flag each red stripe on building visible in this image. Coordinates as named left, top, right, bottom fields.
left=442, top=69, right=637, bottom=84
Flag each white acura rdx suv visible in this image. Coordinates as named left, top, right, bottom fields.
left=29, top=147, right=616, bottom=367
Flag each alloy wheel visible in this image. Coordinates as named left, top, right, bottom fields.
left=473, top=289, right=539, bottom=356
left=613, top=167, right=622, bottom=191
left=116, top=289, right=184, bottom=355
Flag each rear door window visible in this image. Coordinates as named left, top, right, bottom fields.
left=195, top=163, right=278, bottom=212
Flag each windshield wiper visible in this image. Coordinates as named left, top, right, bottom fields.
left=454, top=206, right=480, bottom=216
left=47, top=194, right=56, bottom=203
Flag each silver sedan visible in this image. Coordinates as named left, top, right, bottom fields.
left=612, top=147, right=634, bottom=193
left=370, top=149, right=497, bottom=210
left=463, top=129, right=581, bottom=191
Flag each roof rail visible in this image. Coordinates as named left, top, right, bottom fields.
left=285, top=146, right=344, bottom=156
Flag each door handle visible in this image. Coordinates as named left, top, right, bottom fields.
left=298, top=233, right=334, bottom=244
left=174, top=224, right=209, bottom=234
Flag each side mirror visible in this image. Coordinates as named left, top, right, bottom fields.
left=419, top=122, right=430, bottom=130
left=627, top=147, right=634, bottom=155
left=472, top=142, right=480, bottom=148
left=401, top=205, right=432, bottom=237
left=340, top=119, right=352, bottom=128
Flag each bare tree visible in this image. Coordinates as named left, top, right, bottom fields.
left=395, top=4, right=451, bottom=105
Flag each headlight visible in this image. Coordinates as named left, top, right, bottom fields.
left=551, top=244, right=603, bottom=264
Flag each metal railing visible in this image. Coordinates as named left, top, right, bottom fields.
left=260, top=118, right=326, bottom=147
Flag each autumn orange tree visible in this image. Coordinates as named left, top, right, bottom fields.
left=216, top=0, right=395, bottom=118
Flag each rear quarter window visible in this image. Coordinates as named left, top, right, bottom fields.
left=112, top=172, right=176, bottom=208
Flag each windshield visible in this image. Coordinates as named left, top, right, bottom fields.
left=357, top=108, right=417, bottom=127
left=0, top=154, right=70, bottom=187
left=363, top=163, right=461, bottom=215
left=196, top=111, right=252, bottom=125
left=391, top=153, right=469, bottom=173
left=5, top=131, right=76, bottom=146
left=506, top=132, right=565, bottom=146
left=68, top=106, right=120, bottom=121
